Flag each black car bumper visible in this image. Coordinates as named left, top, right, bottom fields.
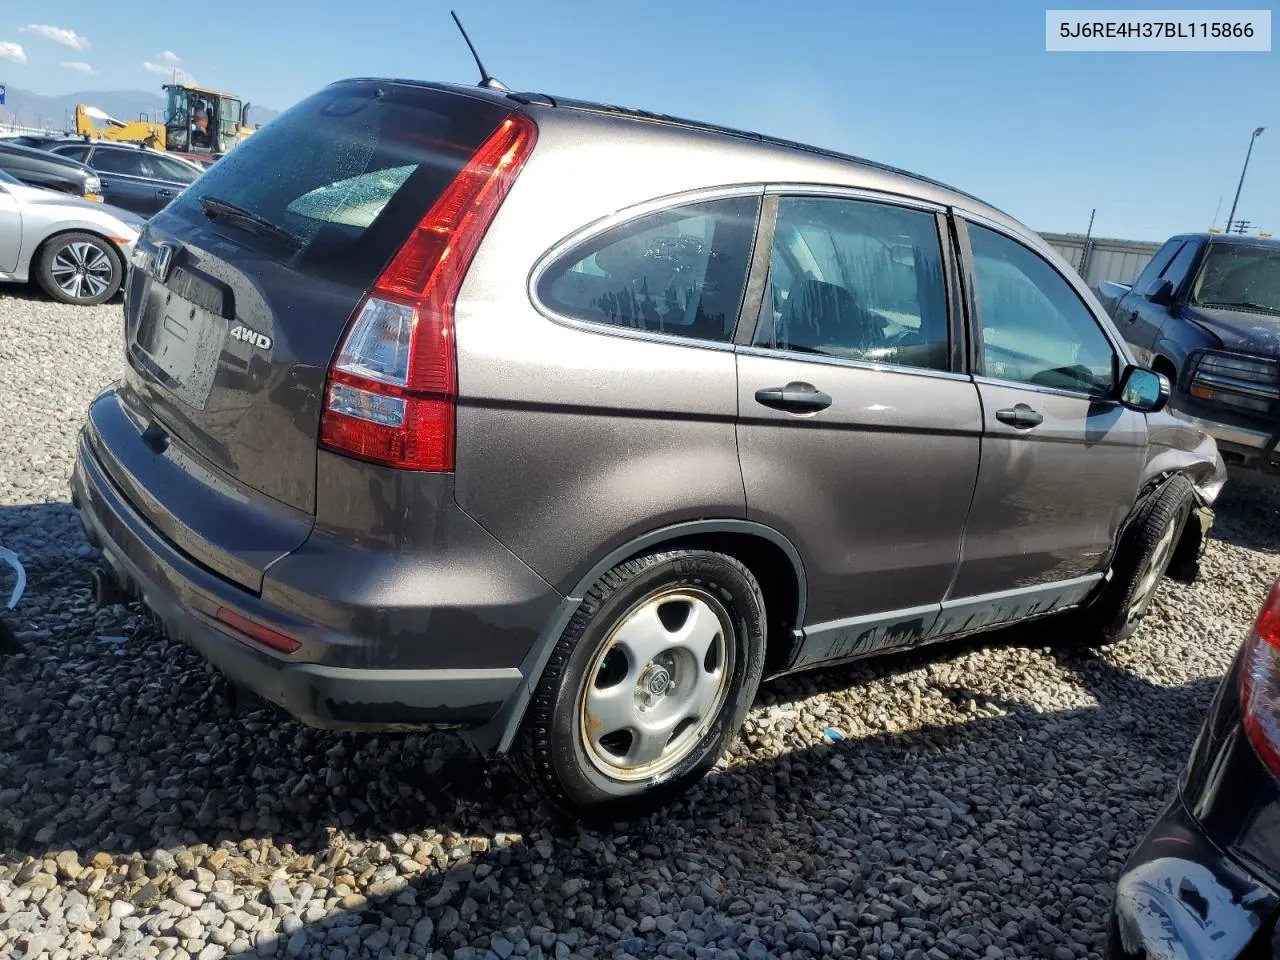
left=1109, top=653, right=1280, bottom=958
left=70, top=433, right=523, bottom=732
left=1108, top=793, right=1280, bottom=959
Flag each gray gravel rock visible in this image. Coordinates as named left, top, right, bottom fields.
left=1, top=288, right=1277, bottom=959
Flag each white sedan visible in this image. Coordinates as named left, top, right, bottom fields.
left=0, top=169, right=144, bottom=306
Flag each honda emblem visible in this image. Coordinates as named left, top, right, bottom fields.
left=152, top=243, right=176, bottom=284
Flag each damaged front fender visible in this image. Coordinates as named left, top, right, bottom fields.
left=1144, top=410, right=1229, bottom=507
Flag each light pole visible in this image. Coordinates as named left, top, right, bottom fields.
left=1226, top=127, right=1264, bottom=235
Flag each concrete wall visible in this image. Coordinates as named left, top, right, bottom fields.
left=1041, top=232, right=1162, bottom=287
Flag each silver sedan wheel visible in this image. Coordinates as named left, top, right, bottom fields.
left=49, top=241, right=115, bottom=301
left=1127, top=511, right=1181, bottom=621
left=578, top=588, right=734, bottom=782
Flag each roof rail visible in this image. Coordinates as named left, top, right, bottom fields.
left=515, top=93, right=1000, bottom=213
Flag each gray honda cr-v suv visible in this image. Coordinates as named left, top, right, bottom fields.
left=72, top=77, right=1226, bottom=818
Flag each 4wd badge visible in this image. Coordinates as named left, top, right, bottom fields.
left=229, top=325, right=273, bottom=350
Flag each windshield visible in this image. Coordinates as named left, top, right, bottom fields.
left=165, top=87, right=191, bottom=151
left=1192, top=243, right=1280, bottom=316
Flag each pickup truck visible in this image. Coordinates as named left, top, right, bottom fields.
left=1097, top=233, right=1280, bottom=478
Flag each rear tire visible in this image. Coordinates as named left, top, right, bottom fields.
left=1069, top=475, right=1196, bottom=647
left=515, top=550, right=766, bottom=821
left=36, top=232, right=123, bottom=306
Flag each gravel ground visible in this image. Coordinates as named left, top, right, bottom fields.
left=2, top=284, right=1280, bottom=960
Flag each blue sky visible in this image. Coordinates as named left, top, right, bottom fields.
left=0, top=0, right=1274, bottom=240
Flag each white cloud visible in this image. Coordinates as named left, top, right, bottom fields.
left=61, top=61, right=96, bottom=75
left=0, top=42, right=26, bottom=65
left=20, top=24, right=89, bottom=51
left=143, top=51, right=192, bottom=82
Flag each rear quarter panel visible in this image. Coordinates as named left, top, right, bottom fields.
left=450, top=117, right=756, bottom=591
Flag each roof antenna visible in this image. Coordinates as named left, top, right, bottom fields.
left=450, top=11, right=509, bottom=92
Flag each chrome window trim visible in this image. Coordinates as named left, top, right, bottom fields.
left=737, top=344, right=971, bottom=383
left=527, top=184, right=767, bottom=352
left=971, top=374, right=1118, bottom=404
left=764, top=183, right=946, bottom=213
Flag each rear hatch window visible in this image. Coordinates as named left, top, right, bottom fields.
left=163, top=80, right=512, bottom=288
left=123, top=81, right=511, bottom=529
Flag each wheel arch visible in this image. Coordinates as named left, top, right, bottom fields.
left=1149, top=353, right=1177, bottom=383
left=1098, top=471, right=1206, bottom=593
left=471, top=518, right=808, bottom=756
left=32, top=227, right=128, bottom=271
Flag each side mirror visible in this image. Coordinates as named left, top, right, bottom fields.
left=1142, top=277, right=1175, bottom=306
left=1119, top=365, right=1171, bottom=413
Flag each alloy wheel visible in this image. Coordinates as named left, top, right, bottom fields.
left=49, top=242, right=115, bottom=302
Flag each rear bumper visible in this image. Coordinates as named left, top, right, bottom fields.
left=1107, top=793, right=1279, bottom=960
left=71, top=431, right=525, bottom=731
left=1108, top=655, right=1280, bottom=959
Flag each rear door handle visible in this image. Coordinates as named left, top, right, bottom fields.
left=755, top=382, right=833, bottom=413
left=157, top=188, right=175, bottom=196
left=995, top=404, right=1043, bottom=428
left=1126, top=310, right=1139, bottom=324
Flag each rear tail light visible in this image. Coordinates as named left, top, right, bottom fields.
left=1240, top=579, right=1280, bottom=776
left=319, top=112, right=538, bottom=471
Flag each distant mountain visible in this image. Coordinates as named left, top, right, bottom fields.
left=0, top=86, right=281, bottom=132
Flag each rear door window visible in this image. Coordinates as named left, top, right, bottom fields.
left=52, top=144, right=91, bottom=162
left=755, top=196, right=951, bottom=371
left=91, top=150, right=150, bottom=177
left=537, top=196, right=760, bottom=343
left=164, top=81, right=512, bottom=288
left=150, top=155, right=200, bottom=184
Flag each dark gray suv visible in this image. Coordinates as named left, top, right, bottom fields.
left=71, top=78, right=1226, bottom=817
left=49, top=142, right=200, bottom=216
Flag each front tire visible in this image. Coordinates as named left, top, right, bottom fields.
left=516, top=550, right=766, bottom=820
left=36, top=232, right=123, bottom=306
left=1071, top=475, right=1196, bottom=646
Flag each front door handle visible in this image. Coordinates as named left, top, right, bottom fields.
left=995, top=404, right=1043, bottom=429
left=755, top=382, right=833, bottom=413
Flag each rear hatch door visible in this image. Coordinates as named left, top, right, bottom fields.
left=116, top=81, right=512, bottom=585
